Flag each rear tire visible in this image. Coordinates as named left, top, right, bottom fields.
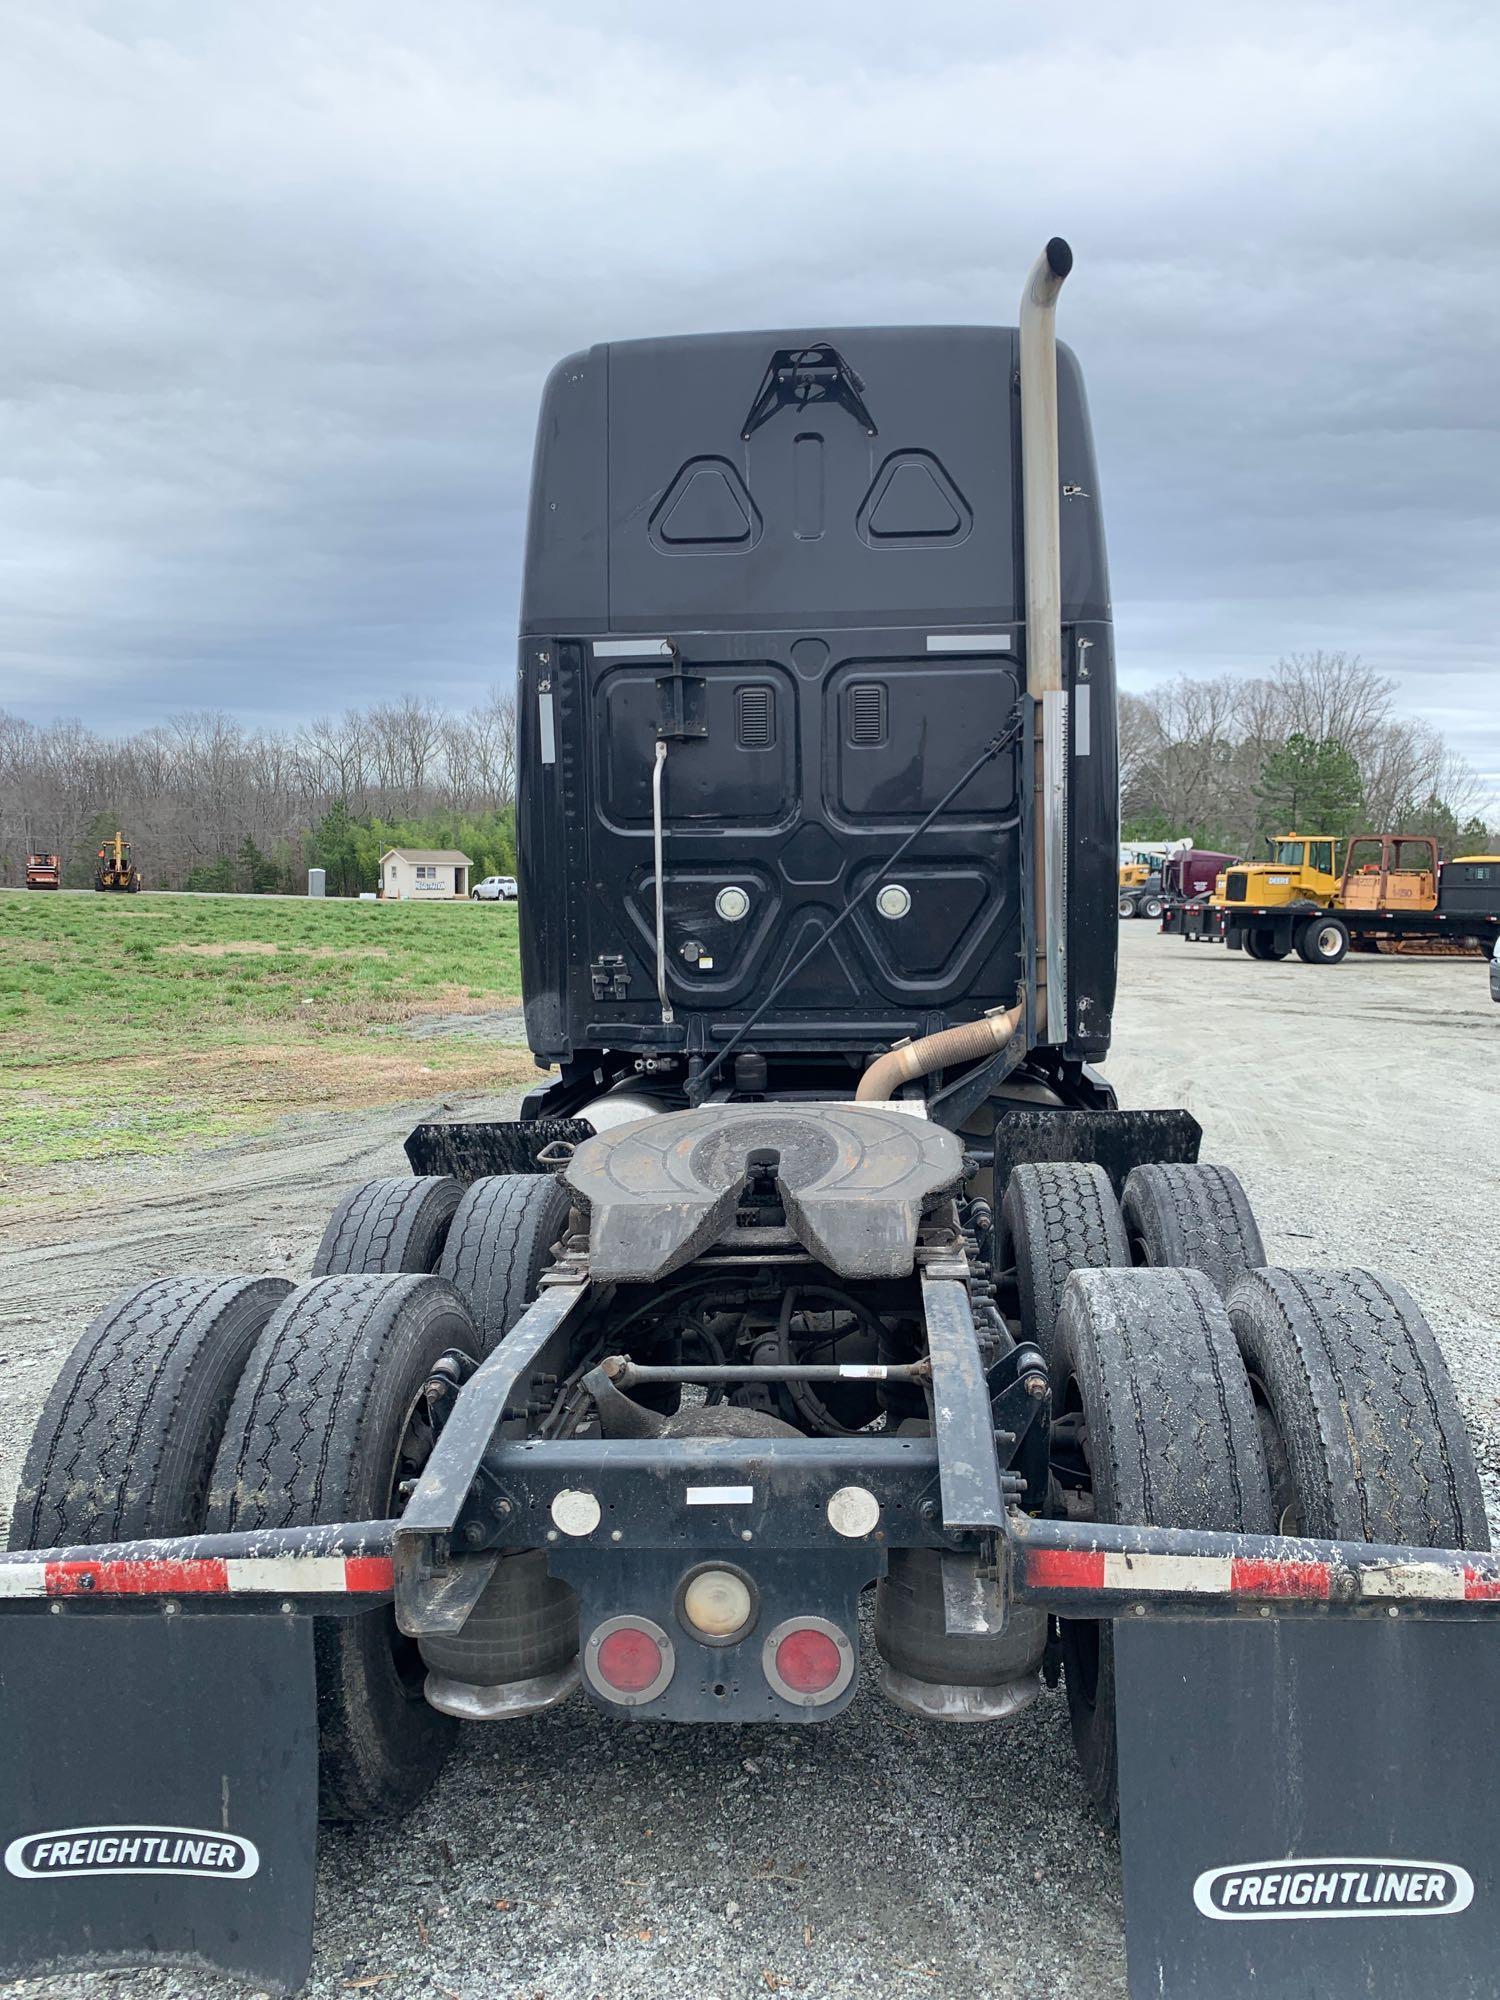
left=1121, top=1161, right=1266, bottom=1298
left=1140, top=895, right=1164, bottom=920
left=9, top=1276, right=292, bottom=1550
left=998, top=1164, right=1130, bottom=1369
left=1227, top=1268, right=1489, bottom=1548
left=1244, top=930, right=1288, bottom=961
left=207, top=1274, right=481, bottom=1820
left=313, top=1175, right=463, bottom=1278
left=438, top=1173, right=573, bottom=1353
left=1297, top=914, right=1349, bottom=964
left=1117, top=895, right=1136, bottom=919
left=1052, top=1267, right=1272, bottom=1816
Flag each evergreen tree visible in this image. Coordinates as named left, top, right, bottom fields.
left=1255, top=734, right=1363, bottom=839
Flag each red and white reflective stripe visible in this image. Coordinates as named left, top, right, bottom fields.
left=1022, top=1546, right=1500, bottom=1606
left=0, top=1554, right=394, bottom=1601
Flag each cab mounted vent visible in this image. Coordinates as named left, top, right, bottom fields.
left=736, top=685, right=776, bottom=750
left=848, top=683, right=888, bottom=746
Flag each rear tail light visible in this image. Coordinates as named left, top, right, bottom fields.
left=762, top=1617, right=855, bottom=1706
left=583, top=1616, right=675, bottom=1706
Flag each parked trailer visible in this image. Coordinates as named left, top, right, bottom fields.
left=4, top=246, right=1497, bottom=2000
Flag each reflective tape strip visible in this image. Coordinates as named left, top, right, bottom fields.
left=1023, top=1547, right=1104, bottom=1591
left=1105, top=1552, right=1233, bottom=1595
left=684, top=1486, right=754, bottom=1507
left=224, top=1557, right=357, bottom=1595
left=49, top=1559, right=229, bottom=1598
left=925, top=633, right=1013, bottom=653
left=1360, top=1562, right=1467, bottom=1601
left=1022, top=1547, right=1332, bottom=1600
left=1230, top=1557, right=1330, bottom=1600
left=343, top=1555, right=397, bottom=1594
left=0, top=1564, right=48, bottom=1599
left=0, top=1553, right=397, bottom=1601
left=592, top=638, right=674, bottom=658
left=1021, top=1544, right=1500, bottom=1606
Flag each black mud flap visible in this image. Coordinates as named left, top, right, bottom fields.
left=404, top=1116, right=594, bottom=1180
left=991, top=1107, right=1202, bottom=1198
left=1115, top=1618, right=1500, bottom=1998
left=0, top=1610, right=318, bottom=1994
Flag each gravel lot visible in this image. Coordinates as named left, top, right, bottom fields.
left=2, top=922, right=1496, bottom=2000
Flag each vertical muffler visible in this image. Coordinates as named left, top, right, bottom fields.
left=1019, top=237, right=1072, bottom=1043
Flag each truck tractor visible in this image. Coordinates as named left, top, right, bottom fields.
left=3, top=244, right=1497, bottom=2000
left=1116, top=841, right=1174, bottom=917
left=93, top=829, right=141, bottom=892
left=1158, top=844, right=1236, bottom=914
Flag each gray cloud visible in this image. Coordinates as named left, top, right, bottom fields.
left=2, top=0, right=1497, bottom=788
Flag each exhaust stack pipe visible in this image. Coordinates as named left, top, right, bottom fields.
left=1018, top=237, right=1073, bottom=1042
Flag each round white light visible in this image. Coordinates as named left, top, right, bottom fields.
left=876, top=884, right=911, bottom=920
left=681, top=1568, right=754, bottom=1638
left=716, top=886, right=751, bottom=922
left=550, top=1488, right=602, bottom=1537
left=826, top=1485, right=881, bottom=1539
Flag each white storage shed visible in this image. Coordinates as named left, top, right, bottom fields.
left=378, top=849, right=472, bottom=901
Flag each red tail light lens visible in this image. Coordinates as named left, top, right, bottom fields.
left=597, top=1626, right=663, bottom=1693
left=762, top=1616, right=854, bottom=1705
left=774, top=1628, right=842, bottom=1692
left=583, top=1616, right=675, bottom=1706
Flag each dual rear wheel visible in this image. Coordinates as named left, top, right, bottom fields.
left=10, top=1169, right=572, bottom=1822
left=998, top=1158, right=1488, bottom=1814
left=997, top=1156, right=1264, bottom=1372
left=1053, top=1261, right=1489, bottom=1814
left=314, top=1171, right=571, bottom=1353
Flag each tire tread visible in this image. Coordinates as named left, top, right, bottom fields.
left=10, top=1276, right=291, bottom=1550
left=438, top=1174, right=571, bottom=1351
left=312, top=1176, right=461, bottom=1279
left=1000, top=1163, right=1129, bottom=1365
left=1122, top=1161, right=1266, bottom=1298
left=1227, top=1266, right=1489, bottom=1549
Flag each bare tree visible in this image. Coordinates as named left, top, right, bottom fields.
left=3, top=659, right=1490, bottom=892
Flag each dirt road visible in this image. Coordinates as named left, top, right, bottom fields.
left=1, top=924, right=1496, bottom=2000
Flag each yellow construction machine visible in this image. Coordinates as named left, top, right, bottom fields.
left=1220, top=833, right=1341, bottom=914
left=94, top=831, right=142, bottom=893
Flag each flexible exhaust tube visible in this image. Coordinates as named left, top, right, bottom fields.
left=855, top=1004, right=1023, bottom=1103
left=651, top=738, right=672, bottom=1024
left=1019, top=236, right=1072, bottom=1043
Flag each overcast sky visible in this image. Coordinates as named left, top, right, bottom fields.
left=3, top=1, right=1497, bottom=788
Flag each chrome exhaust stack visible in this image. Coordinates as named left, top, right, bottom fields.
left=1019, top=237, right=1073, bottom=1043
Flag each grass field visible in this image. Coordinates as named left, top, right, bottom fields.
left=0, top=891, right=531, bottom=1174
